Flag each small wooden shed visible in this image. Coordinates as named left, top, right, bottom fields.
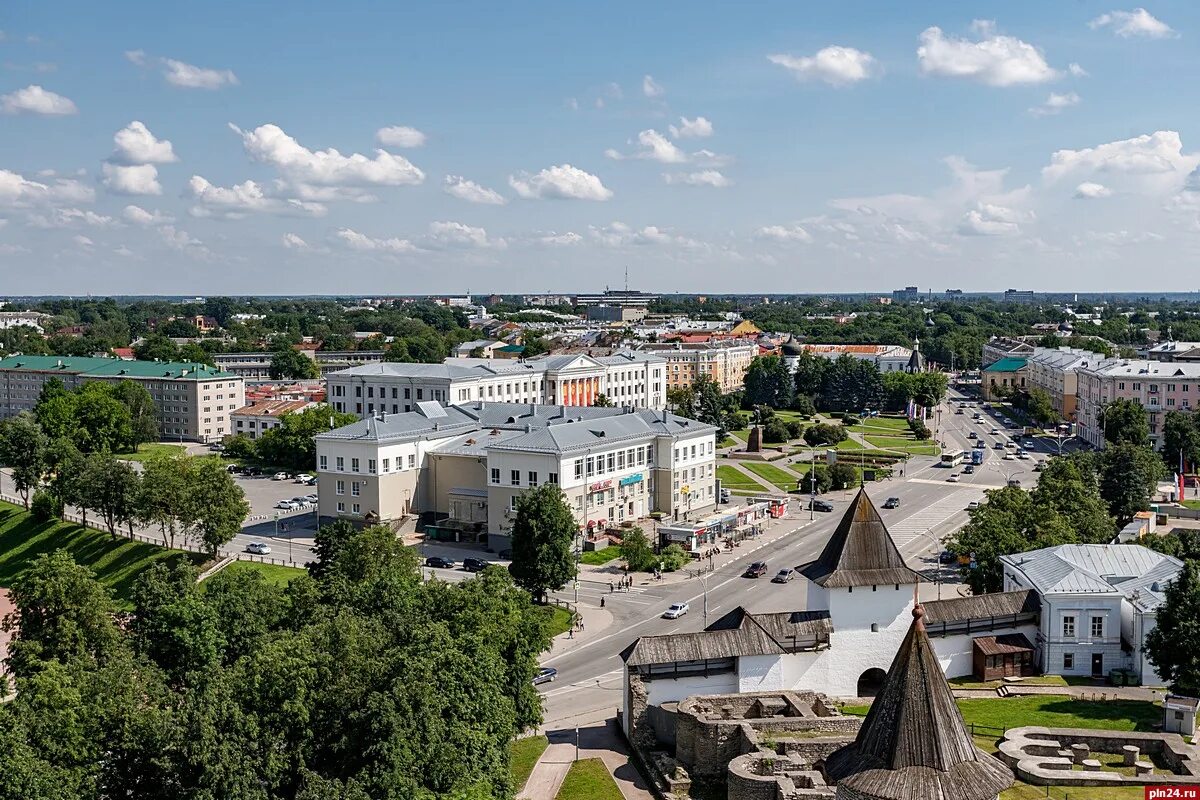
left=971, top=633, right=1035, bottom=681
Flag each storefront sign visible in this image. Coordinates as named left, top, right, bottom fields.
left=619, top=473, right=643, bottom=487
left=589, top=479, right=612, bottom=492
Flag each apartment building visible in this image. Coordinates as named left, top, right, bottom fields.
left=314, top=400, right=716, bottom=549
left=1024, top=347, right=1106, bottom=423
left=324, top=351, right=667, bottom=418
left=0, top=355, right=244, bottom=442
left=781, top=343, right=914, bottom=373
left=982, top=336, right=1036, bottom=368
left=230, top=398, right=316, bottom=439
left=212, top=350, right=386, bottom=380
left=635, top=339, right=758, bottom=393
left=1076, top=358, right=1200, bottom=449
left=0, top=310, right=50, bottom=332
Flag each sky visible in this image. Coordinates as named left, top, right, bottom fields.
left=3, top=1, right=1200, bottom=295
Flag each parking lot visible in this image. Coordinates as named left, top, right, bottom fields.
left=230, top=470, right=318, bottom=520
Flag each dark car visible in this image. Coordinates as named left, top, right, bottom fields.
left=744, top=561, right=769, bottom=578
left=939, top=550, right=957, bottom=564
left=425, top=556, right=456, bottom=569
left=463, top=557, right=491, bottom=572
left=533, top=667, right=558, bottom=685
left=498, top=549, right=513, bottom=560
left=882, top=497, right=900, bottom=509
left=963, top=465, right=975, bottom=474
left=808, top=499, right=834, bottom=512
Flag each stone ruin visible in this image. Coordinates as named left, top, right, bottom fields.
left=632, top=690, right=860, bottom=798
left=997, top=726, right=1200, bottom=789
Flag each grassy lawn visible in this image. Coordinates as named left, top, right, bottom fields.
left=510, top=735, right=549, bottom=794
left=717, top=465, right=765, bottom=491
left=0, top=501, right=205, bottom=607
left=216, top=560, right=306, bottom=586
left=848, top=417, right=911, bottom=435
left=580, top=547, right=623, bottom=566
left=835, top=439, right=865, bottom=451
left=863, top=435, right=939, bottom=455
left=729, top=429, right=749, bottom=443
left=543, top=605, right=574, bottom=638
left=1182, top=499, right=1200, bottom=510
left=948, top=675, right=1068, bottom=690
left=718, top=437, right=738, bottom=449
left=555, top=758, right=622, bottom=800
left=742, top=462, right=800, bottom=492
left=116, top=442, right=187, bottom=462
left=1001, top=783, right=1144, bottom=800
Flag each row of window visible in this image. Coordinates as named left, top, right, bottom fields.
left=1062, top=614, right=1105, bottom=638
left=321, top=453, right=418, bottom=473
left=674, top=441, right=714, bottom=461
left=578, top=446, right=654, bottom=480
left=490, top=468, right=560, bottom=487
left=336, top=502, right=361, bottom=514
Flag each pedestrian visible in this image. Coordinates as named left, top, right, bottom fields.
left=600, top=596, right=606, bottom=609
left=568, top=628, right=574, bottom=639
left=609, top=580, right=614, bottom=593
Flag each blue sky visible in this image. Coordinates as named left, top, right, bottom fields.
left=3, top=1, right=1200, bottom=294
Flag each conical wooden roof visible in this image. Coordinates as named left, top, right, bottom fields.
left=800, top=488, right=921, bottom=588
left=824, top=605, right=1014, bottom=800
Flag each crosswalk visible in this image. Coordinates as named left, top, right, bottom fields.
left=552, top=579, right=657, bottom=607
left=885, top=489, right=984, bottom=549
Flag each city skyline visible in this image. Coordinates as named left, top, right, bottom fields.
left=3, top=1, right=1200, bottom=293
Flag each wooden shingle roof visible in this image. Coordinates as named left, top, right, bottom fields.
left=824, top=605, right=1013, bottom=800
left=800, top=489, right=922, bottom=588
left=621, top=607, right=831, bottom=666
left=922, top=589, right=1040, bottom=625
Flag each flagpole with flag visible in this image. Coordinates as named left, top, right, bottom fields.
left=1181, top=449, right=1187, bottom=501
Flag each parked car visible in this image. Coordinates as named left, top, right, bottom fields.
left=245, top=541, right=271, bottom=555
left=304, top=494, right=318, bottom=503
left=772, top=568, right=795, bottom=584
left=963, top=465, right=974, bottom=474
left=745, top=561, right=769, bottom=578
left=274, top=500, right=299, bottom=510
left=1033, top=462, right=1045, bottom=472
left=663, top=602, right=689, bottom=619
left=883, top=497, right=900, bottom=509
left=208, top=443, right=225, bottom=452
left=243, top=467, right=262, bottom=477
left=1007, top=478, right=1022, bottom=488
left=463, top=557, right=491, bottom=572
left=533, top=667, right=558, bottom=685
left=808, top=499, right=834, bottom=512
left=226, top=464, right=242, bottom=474
left=293, top=474, right=313, bottom=483
left=425, top=556, right=456, bottom=569
left=290, top=497, right=311, bottom=506
left=271, top=472, right=290, bottom=481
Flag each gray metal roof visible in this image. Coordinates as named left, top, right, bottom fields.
left=824, top=606, right=1014, bottom=800
left=1001, top=544, right=1182, bottom=608
left=800, top=489, right=923, bottom=588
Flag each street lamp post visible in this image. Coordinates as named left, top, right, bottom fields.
left=809, top=443, right=816, bottom=520
left=911, top=527, right=945, bottom=600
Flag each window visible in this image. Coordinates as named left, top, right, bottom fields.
left=382, top=458, right=390, bottom=472
left=1062, top=615, right=1075, bottom=638
left=351, top=481, right=360, bottom=497
left=606, top=453, right=614, bottom=472
left=528, top=471, right=538, bottom=487
left=352, top=503, right=360, bottom=514
left=510, top=495, right=519, bottom=512
left=491, top=468, right=500, bottom=484
left=1063, top=652, right=1074, bottom=670
left=1091, top=616, right=1104, bottom=638
left=574, top=459, right=584, bottom=480
left=586, top=456, right=595, bottom=477
left=548, top=472, right=558, bottom=484
left=617, top=451, right=626, bottom=470
left=351, top=458, right=360, bottom=473
left=368, top=459, right=376, bottom=474
left=417, top=388, right=424, bottom=400
left=336, top=480, right=345, bottom=496
left=319, top=455, right=327, bottom=470
left=337, top=502, right=345, bottom=513
left=408, top=454, right=415, bottom=469
left=511, top=470, right=520, bottom=486
left=404, top=387, right=411, bottom=399
left=336, top=456, right=344, bottom=471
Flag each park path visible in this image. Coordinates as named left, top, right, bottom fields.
left=521, top=715, right=654, bottom=800
left=721, top=460, right=778, bottom=493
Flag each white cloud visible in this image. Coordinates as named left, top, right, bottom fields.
left=768, top=46, right=878, bottom=86
left=0, top=171, right=94, bottom=207
left=232, top=123, right=426, bottom=190
left=376, top=125, right=427, bottom=148
left=1089, top=8, right=1176, bottom=38
left=185, top=175, right=325, bottom=218
left=1, top=84, right=77, bottom=115
left=162, top=58, right=238, bottom=89
left=282, top=233, right=310, bottom=250
left=536, top=231, right=583, bottom=246
left=122, top=204, right=173, bottom=225
left=101, top=163, right=161, bottom=196
left=113, top=246, right=136, bottom=258
left=1068, top=62, right=1089, bottom=77
left=27, top=208, right=115, bottom=228
left=958, top=203, right=1024, bottom=236
left=335, top=227, right=416, bottom=253
left=72, top=234, right=94, bottom=248
left=1043, top=131, right=1199, bottom=184
left=605, top=129, right=687, bottom=163
left=668, top=116, right=713, bottom=139
left=425, top=220, right=504, bottom=249
left=663, top=170, right=731, bottom=188
left=111, top=121, right=178, bottom=165
left=443, top=175, right=506, bottom=205
left=917, top=25, right=1058, bottom=86
left=691, top=149, right=733, bottom=167
left=509, top=164, right=612, bottom=201
left=1074, top=182, right=1113, bottom=199
left=0, top=244, right=30, bottom=255
left=756, top=224, right=813, bottom=243
left=124, top=49, right=147, bottom=66
left=158, top=225, right=205, bottom=252
left=588, top=221, right=703, bottom=249
left=1029, top=91, right=1081, bottom=116
left=642, top=74, right=665, bottom=98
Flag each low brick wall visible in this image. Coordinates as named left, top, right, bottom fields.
left=1000, top=726, right=1200, bottom=787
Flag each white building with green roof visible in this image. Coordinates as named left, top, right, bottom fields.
left=0, top=355, right=244, bottom=443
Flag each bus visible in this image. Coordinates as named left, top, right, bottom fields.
left=941, top=450, right=968, bottom=468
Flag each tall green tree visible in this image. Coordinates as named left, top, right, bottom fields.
left=1100, top=442, right=1164, bottom=523
left=1029, top=457, right=1115, bottom=543
left=80, top=451, right=141, bottom=538
left=181, top=457, right=251, bottom=557
left=256, top=405, right=358, bottom=471
left=1026, top=388, right=1058, bottom=426
left=136, top=455, right=190, bottom=548
left=791, top=349, right=830, bottom=397
left=1163, top=410, right=1200, bottom=473
left=269, top=347, right=320, bottom=380
left=508, top=484, right=576, bottom=604
left=110, top=380, right=159, bottom=450
left=1146, top=562, right=1200, bottom=696
left=743, top=355, right=795, bottom=409
left=0, top=413, right=49, bottom=509
left=1102, top=397, right=1150, bottom=447
left=620, top=527, right=655, bottom=571
left=820, top=354, right=884, bottom=412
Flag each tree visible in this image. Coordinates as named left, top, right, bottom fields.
left=110, top=379, right=159, bottom=449
left=1029, top=457, right=1115, bottom=544
left=508, top=484, right=576, bottom=603
left=908, top=417, right=931, bottom=440
left=269, top=347, right=320, bottom=380
left=803, top=422, right=847, bottom=447
left=130, top=560, right=222, bottom=682
left=220, top=433, right=257, bottom=460
left=1026, top=388, right=1058, bottom=426
left=1163, top=410, right=1200, bottom=473
left=1144, top=528, right=1200, bottom=561
left=819, top=354, right=884, bottom=412
left=1099, top=443, right=1164, bottom=523
left=177, top=342, right=215, bottom=365
left=182, top=457, right=250, bottom=556
left=0, top=413, right=49, bottom=509
left=256, top=405, right=358, bottom=471
left=792, top=394, right=816, bottom=417
left=828, top=463, right=858, bottom=490
left=132, top=333, right=180, bottom=362
left=137, top=455, right=190, bottom=548
left=1103, top=397, right=1150, bottom=447
left=307, top=519, right=359, bottom=580
left=666, top=386, right=695, bottom=416
left=592, top=393, right=614, bottom=407
left=791, top=349, right=830, bottom=398
left=620, top=527, right=655, bottom=571
left=744, top=355, right=795, bottom=409
left=1146, top=562, right=1200, bottom=696
left=80, top=451, right=141, bottom=538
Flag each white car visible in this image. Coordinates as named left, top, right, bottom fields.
left=1016, top=451, right=1030, bottom=460
left=275, top=499, right=299, bottom=510
left=1003, top=453, right=1015, bottom=460
left=663, top=602, right=690, bottom=619
left=967, top=501, right=980, bottom=510
left=304, top=494, right=318, bottom=503
left=946, top=474, right=961, bottom=483
left=245, top=541, right=271, bottom=555
left=272, top=472, right=290, bottom=481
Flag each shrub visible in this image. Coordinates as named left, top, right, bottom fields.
left=659, top=544, right=690, bottom=572
left=907, top=418, right=931, bottom=440
left=842, top=414, right=861, bottom=427
left=221, top=433, right=257, bottom=460
left=30, top=489, right=57, bottom=521
left=784, top=420, right=804, bottom=440
left=763, top=419, right=791, bottom=444
left=620, top=528, right=655, bottom=571
left=829, top=463, right=858, bottom=490
left=792, top=395, right=816, bottom=417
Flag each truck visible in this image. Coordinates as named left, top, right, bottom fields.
left=971, top=449, right=984, bottom=465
